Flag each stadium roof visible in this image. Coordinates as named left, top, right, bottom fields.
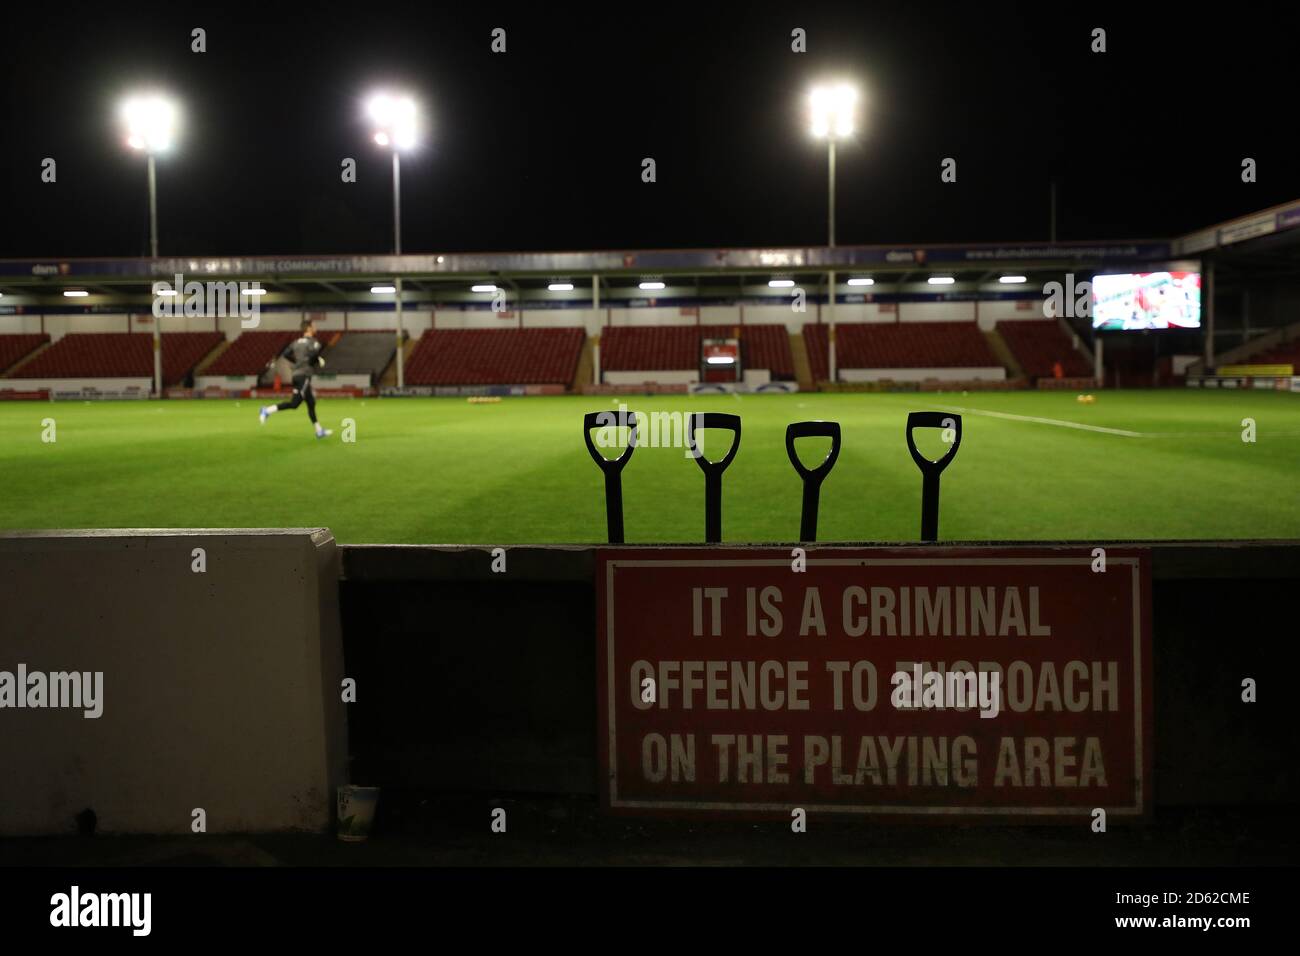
left=2, top=200, right=1297, bottom=309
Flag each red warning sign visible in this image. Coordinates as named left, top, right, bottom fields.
left=596, top=547, right=1152, bottom=820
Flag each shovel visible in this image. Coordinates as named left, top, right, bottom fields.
left=687, top=412, right=742, bottom=543
left=905, top=411, right=962, bottom=542
left=583, top=409, right=638, bottom=543
left=785, top=420, right=842, bottom=542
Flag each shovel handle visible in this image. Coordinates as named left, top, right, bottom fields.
left=584, top=410, right=638, bottom=543
left=905, top=412, right=961, bottom=543
left=786, top=421, right=842, bottom=542
left=688, top=413, right=742, bottom=543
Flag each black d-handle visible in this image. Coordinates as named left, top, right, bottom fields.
left=905, top=411, right=962, bottom=542
left=687, top=412, right=742, bottom=543
left=584, top=410, right=639, bottom=543
left=786, top=420, right=842, bottom=542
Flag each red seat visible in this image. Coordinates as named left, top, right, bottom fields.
left=601, top=324, right=793, bottom=378
left=997, top=320, right=1091, bottom=379
left=0, top=334, right=51, bottom=374
left=804, top=321, right=1003, bottom=380
left=405, top=327, right=585, bottom=386
left=205, top=331, right=302, bottom=376
left=11, top=332, right=223, bottom=385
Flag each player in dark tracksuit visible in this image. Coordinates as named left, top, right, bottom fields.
left=258, top=319, right=332, bottom=438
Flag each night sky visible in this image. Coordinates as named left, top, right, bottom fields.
left=3, top=1, right=1294, bottom=259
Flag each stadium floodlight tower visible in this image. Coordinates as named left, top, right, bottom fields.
left=368, top=92, right=420, bottom=388
left=809, top=82, right=858, bottom=383
left=120, top=93, right=178, bottom=395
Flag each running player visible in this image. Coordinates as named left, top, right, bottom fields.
left=258, top=320, right=332, bottom=438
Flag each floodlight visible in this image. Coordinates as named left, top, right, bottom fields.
left=472, top=284, right=497, bottom=293
left=847, top=278, right=874, bottom=286
left=120, top=95, right=178, bottom=153
left=999, top=275, right=1027, bottom=284
left=928, top=276, right=956, bottom=285
left=768, top=279, right=795, bottom=288
left=371, top=285, right=396, bottom=294
left=369, top=92, right=419, bottom=150
left=639, top=281, right=665, bottom=291
left=809, top=83, right=857, bottom=139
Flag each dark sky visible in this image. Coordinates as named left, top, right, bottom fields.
left=2, top=0, right=1294, bottom=259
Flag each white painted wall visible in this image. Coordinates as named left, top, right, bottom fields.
left=0, top=376, right=152, bottom=391
left=431, top=309, right=527, bottom=331
left=196, top=375, right=258, bottom=390
left=0, top=315, right=43, bottom=334
left=976, top=299, right=1048, bottom=330
left=840, top=366, right=1007, bottom=382
left=605, top=370, right=699, bottom=385
left=518, top=308, right=601, bottom=330
left=3, top=299, right=1044, bottom=345
left=0, top=529, right=347, bottom=835
left=351, top=309, right=431, bottom=333
left=899, top=300, right=978, bottom=323
left=606, top=306, right=700, bottom=327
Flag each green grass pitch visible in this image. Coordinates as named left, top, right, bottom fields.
left=0, top=390, right=1296, bottom=544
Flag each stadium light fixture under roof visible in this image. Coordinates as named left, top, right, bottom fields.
left=242, top=287, right=267, bottom=296
left=809, top=83, right=857, bottom=140
left=928, top=276, right=956, bottom=285
left=639, top=281, right=666, bottom=291
left=548, top=282, right=574, bottom=292
left=847, top=277, right=874, bottom=286
left=471, top=284, right=497, bottom=293
left=999, top=275, right=1028, bottom=283
left=370, top=284, right=396, bottom=294
left=63, top=290, right=89, bottom=297
left=768, top=279, right=795, bottom=288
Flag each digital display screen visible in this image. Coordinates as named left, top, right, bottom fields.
left=1091, top=271, right=1202, bottom=330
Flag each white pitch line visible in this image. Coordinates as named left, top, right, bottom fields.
left=937, top=405, right=1145, bottom=437
left=937, top=404, right=1300, bottom=439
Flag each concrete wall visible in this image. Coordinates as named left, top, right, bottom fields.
left=337, top=542, right=1300, bottom=807
left=0, top=377, right=151, bottom=392
left=840, top=366, right=1007, bottom=382
left=0, top=529, right=348, bottom=835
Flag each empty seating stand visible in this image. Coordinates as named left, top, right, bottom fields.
left=601, top=324, right=794, bottom=379
left=10, top=332, right=223, bottom=385
left=803, top=321, right=1001, bottom=380
left=405, top=327, right=585, bottom=386
left=997, top=320, right=1091, bottom=379
left=320, top=331, right=397, bottom=382
left=205, top=330, right=302, bottom=376
left=0, top=334, right=50, bottom=375
left=1247, top=340, right=1300, bottom=368
left=739, top=325, right=795, bottom=379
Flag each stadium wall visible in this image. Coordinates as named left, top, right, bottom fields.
left=0, top=530, right=348, bottom=836
left=338, top=542, right=1294, bottom=807
left=840, top=366, right=1007, bottom=382
left=2, top=532, right=1290, bottom=832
